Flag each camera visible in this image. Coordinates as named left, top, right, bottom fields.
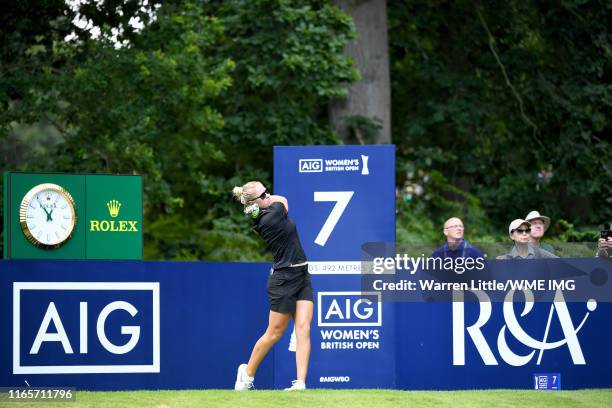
left=601, top=224, right=612, bottom=239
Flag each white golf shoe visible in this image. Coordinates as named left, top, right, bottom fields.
left=284, top=380, right=306, bottom=391
left=234, top=363, right=254, bottom=391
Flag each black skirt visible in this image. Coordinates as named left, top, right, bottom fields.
left=267, top=264, right=313, bottom=313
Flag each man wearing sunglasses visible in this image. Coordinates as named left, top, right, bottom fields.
left=498, top=219, right=557, bottom=259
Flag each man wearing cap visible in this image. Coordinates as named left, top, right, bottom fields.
left=498, top=219, right=557, bottom=259
left=431, top=217, right=484, bottom=260
left=525, top=210, right=556, bottom=255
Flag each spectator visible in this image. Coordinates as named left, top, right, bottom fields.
left=525, top=210, right=556, bottom=255
left=498, top=219, right=558, bottom=259
left=596, top=223, right=612, bottom=258
left=431, top=217, right=484, bottom=259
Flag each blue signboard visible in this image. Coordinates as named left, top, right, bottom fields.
left=1, top=260, right=611, bottom=390
left=395, top=299, right=612, bottom=390
left=273, top=145, right=396, bottom=389
left=273, top=145, right=395, bottom=267
left=14, top=282, right=159, bottom=374
left=0, top=260, right=275, bottom=390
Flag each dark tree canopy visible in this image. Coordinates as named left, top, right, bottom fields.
left=390, top=0, right=611, bottom=238
left=1, top=0, right=609, bottom=259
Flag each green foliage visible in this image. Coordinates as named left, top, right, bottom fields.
left=211, top=0, right=358, bottom=154
left=390, top=0, right=611, bottom=234
left=3, top=0, right=608, bottom=260
left=343, top=115, right=383, bottom=145
left=555, top=219, right=600, bottom=243
left=396, top=158, right=497, bottom=247
left=1, top=0, right=357, bottom=260
left=49, top=2, right=233, bottom=210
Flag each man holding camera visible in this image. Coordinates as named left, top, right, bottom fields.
left=597, top=224, right=612, bottom=258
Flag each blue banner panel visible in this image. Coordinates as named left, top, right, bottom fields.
left=395, top=300, right=612, bottom=390
left=273, top=275, right=396, bottom=388
left=2, top=260, right=610, bottom=391
left=273, top=145, right=395, bottom=264
left=273, top=145, right=396, bottom=389
left=15, top=283, right=157, bottom=371
left=0, top=260, right=274, bottom=390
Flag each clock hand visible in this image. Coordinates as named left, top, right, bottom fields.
left=48, top=209, right=54, bottom=222
left=49, top=194, right=60, bottom=221
left=38, top=198, right=52, bottom=221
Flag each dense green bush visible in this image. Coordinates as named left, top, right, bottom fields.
left=390, top=0, right=611, bottom=235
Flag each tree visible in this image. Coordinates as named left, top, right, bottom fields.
left=0, top=0, right=358, bottom=260
left=389, top=0, right=611, bottom=231
left=330, top=0, right=391, bottom=144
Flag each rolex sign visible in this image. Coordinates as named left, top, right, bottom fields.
left=85, top=175, right=142, bottom=259
left=3, top=172, right=142, bottom=260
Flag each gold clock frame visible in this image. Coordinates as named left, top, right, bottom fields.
left=19, top=183, right=77, bottom=249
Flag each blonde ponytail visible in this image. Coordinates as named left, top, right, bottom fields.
left=232, top=186, right=244, bottom=203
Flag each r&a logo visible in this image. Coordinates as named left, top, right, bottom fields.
left=453, top=289, right=595, bottom=366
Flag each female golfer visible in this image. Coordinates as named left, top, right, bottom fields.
left=232, top=181, right=313, bottom=391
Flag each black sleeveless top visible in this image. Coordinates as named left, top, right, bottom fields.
left=252, top=202, right=307, bottom=269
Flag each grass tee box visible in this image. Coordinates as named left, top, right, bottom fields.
left=4, top=389, right=610, bottom=408
left=3, top=172, right=142, bottom=260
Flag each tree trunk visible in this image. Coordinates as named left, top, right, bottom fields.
left=330, top=0, right=391, bottom=144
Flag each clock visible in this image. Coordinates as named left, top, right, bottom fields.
left=19, top=183, right=77, bottom=249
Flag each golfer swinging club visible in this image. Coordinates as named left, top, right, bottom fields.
left=232, top=181, right=313, bottom=391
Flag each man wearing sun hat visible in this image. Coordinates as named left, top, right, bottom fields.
left=498, top=218, right=557, bottom=259
left=525, top=210, right=556, bottom=255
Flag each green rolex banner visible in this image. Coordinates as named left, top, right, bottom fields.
left=3, top=172, right=142, bottom=260
left=85, top=175, right=142, bottom=260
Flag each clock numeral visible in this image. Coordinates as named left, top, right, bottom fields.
left=37, top=231, right=42, bottom=239
left=61, top=225, right=67, bottom=230
left=27, top=215, right=34, bottom=218
left=63, top=215, right=71, bottom=219
left=30, top=224, right=37, bottom=230
left=61, top=204, right=67, bottom=209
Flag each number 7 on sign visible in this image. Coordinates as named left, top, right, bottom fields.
left=313, top=191, right=354, bottom=246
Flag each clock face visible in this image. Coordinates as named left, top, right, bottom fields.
left=19, top=183, right=77, bottom=249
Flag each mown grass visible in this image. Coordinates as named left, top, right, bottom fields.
left=1, top=389, right=611, bottom=408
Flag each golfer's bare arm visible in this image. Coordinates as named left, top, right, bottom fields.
left=268, top=195, right=288, bottom=213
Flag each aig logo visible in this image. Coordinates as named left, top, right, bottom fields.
left=13, top=282, right=160, bottom=374
left=299, top=159, right=323, bottom=173
left=317, top=291, right=381, bottom=327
